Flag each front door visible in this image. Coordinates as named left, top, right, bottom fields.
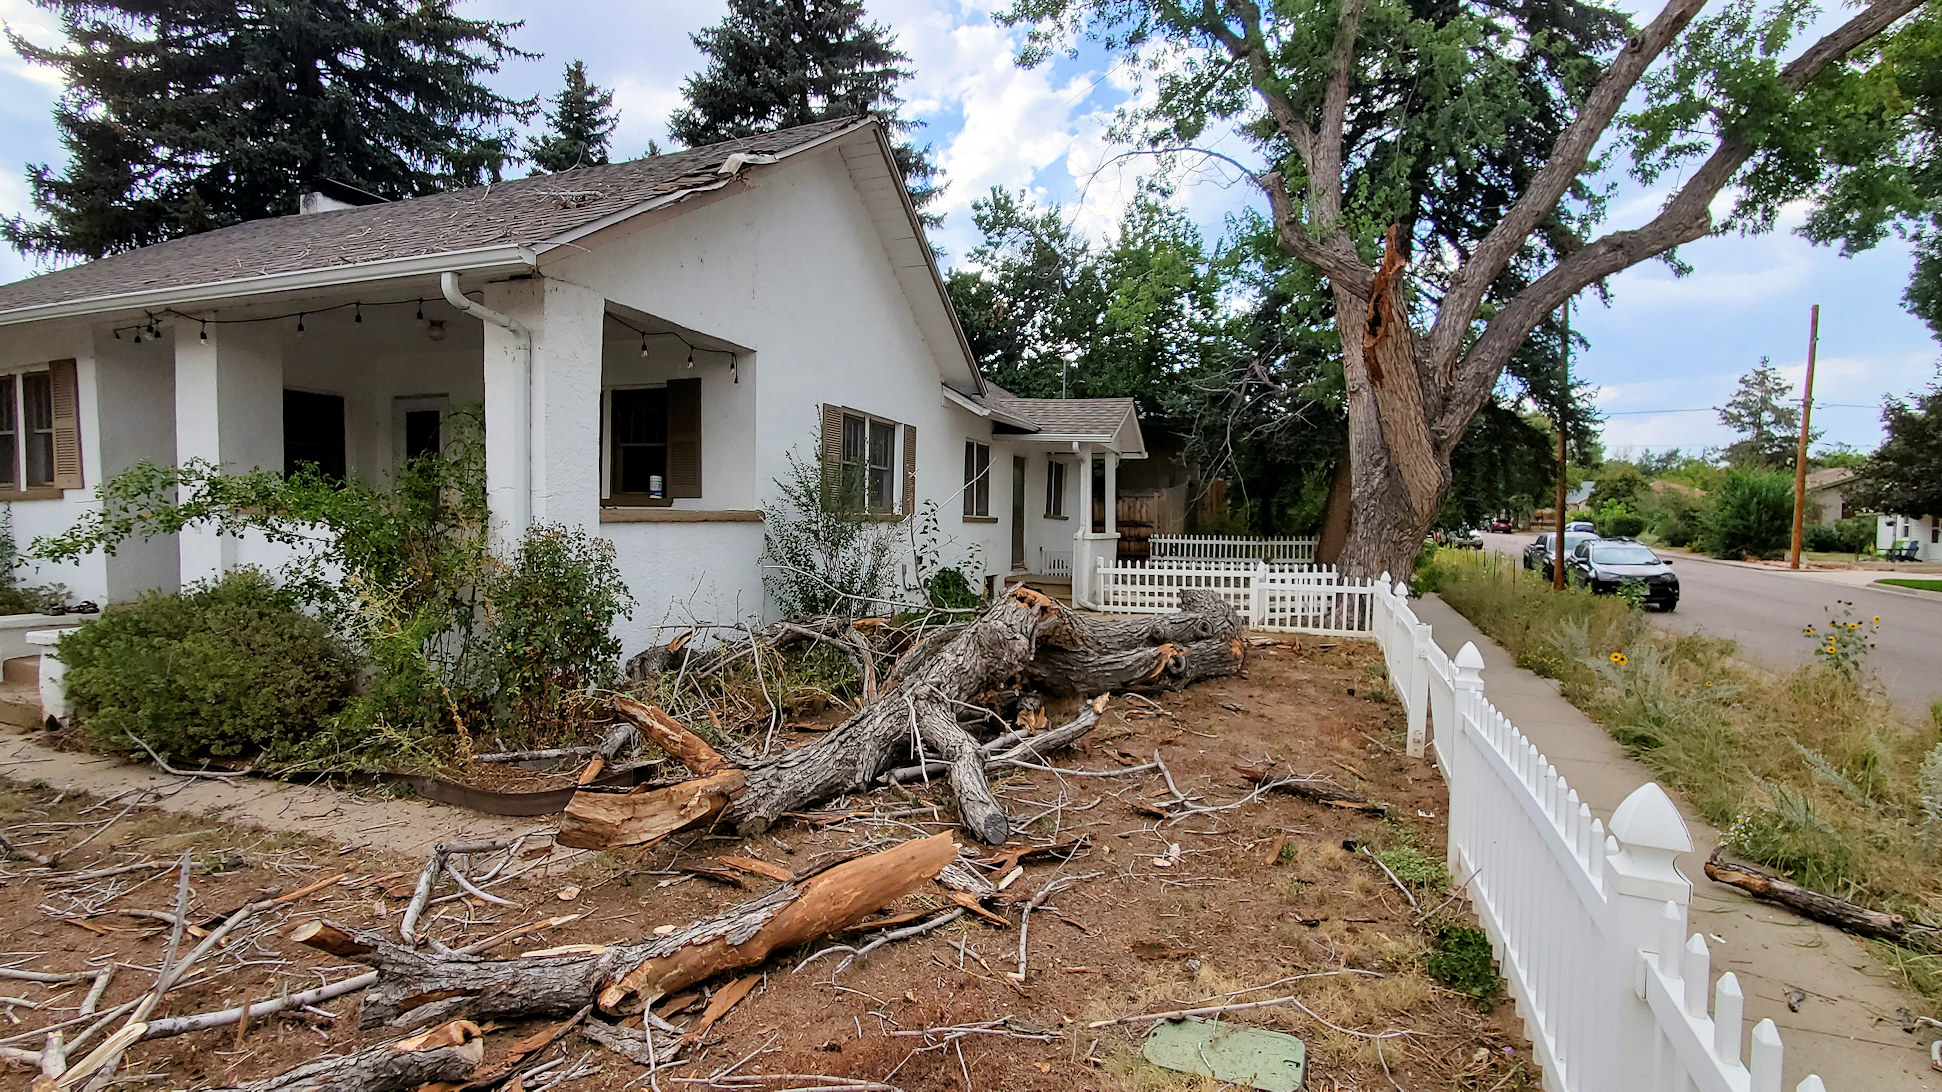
left=1011, top=456, right=1027, bottom=571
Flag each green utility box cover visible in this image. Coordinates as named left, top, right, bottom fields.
left=1142, top=1016, right=1308, bottom=1090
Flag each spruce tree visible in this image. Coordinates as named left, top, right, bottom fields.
left=669, top=0, right=941, bottom=223
left=524, top=61, right=620, bottom=173
left=5, top=0, right=535, bottom=261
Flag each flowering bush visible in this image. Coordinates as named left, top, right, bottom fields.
left=1803, top=600, right=1879, bottom=679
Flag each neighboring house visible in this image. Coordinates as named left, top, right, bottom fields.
left=0, top=117, right=1143, bottom=653
left=1804, top=467, right=1857, bottom=526
left=1878, top=513, right=1941, bottom=561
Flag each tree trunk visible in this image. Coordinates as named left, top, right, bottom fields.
left=293, top=834, right=960, bottom=1030
left=558, top=587, right=1243, bottom=849
left=1315, top=450, right=1353, bottom=567
left=1332, top=229, right=1452, bottom=580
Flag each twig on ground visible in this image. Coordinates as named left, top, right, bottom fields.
left=1014, top=872, right=1101, bottom=982
left=1085, top=972, right=1391, bottom=1028
left=1361, top=846, right=1420, bottom=912
left=127, top=734, right=254, bottom=779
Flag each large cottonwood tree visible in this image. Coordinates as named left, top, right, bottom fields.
left=1003, top=0, right=1927, bottom=577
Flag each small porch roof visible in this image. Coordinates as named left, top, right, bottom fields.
left=949, top=381, right=1146, bottom=457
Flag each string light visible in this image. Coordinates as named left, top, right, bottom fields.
left=354, top=303, right=362, bottom=323
left=640, top=333, right=649, bottom=357
left=414, top=300, right=424, bottom=321
left=296, top=313, right=305, bottom=333
left=199, top=320, right=208, bottom=342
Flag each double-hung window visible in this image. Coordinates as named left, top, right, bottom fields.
left=1045, top=459, right=1067, bottom=517
left=0, top=361, right=82, bottom=497
left=962, top=441, right=990, bottom=517
left=823, top=405, right=911, bottom=518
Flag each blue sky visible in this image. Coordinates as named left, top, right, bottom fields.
left=0, top=0, right=1933, bottom=455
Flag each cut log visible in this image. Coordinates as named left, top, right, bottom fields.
left=210, top=1020, right=483, bottom=1091
left=557, top=587, right=1240, bottom=847
left=295, top=833, right=958, bottom=1030
left=1704, top=849, right=1942, bottom=950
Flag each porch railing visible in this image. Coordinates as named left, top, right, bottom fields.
left=1148, top=533, right=1318, bottom=562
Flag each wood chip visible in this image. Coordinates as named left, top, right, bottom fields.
left=714, top=855, right=793, bottom=882
left=681, top=973, right=759, bottom=1044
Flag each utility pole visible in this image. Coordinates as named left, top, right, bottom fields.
left=1554, top=299, right=1570, bottom=591
left=1788, top=304, right=1821, bottom=570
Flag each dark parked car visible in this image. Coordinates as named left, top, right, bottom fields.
left=1565, top=538, right=1679, bottom=610
left=1523, top=531, right=1601, bottom=577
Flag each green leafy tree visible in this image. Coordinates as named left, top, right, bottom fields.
left=1850, top=385, right=1942, bottom=518
left=1001, top=0, right=1923, bottom=578
left=524, top=60, right=619, bottom=173
left=5, top=0, right=534, bottom=261
left=670, top=0, right=941, bottom=222
left=1719, top=358, right=1814, bottom=468
left=1587, top=464, right=1647, bottom=512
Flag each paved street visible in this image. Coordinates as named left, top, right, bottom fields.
left=1482, top=532, right=1942, bottom=718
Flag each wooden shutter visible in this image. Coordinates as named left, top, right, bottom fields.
left=48, top=358, right=82, bottom=490
left=820, top=403, right=843, bottom=502
left=665, top=377, right=702, bottom=498
left=901, top=422, right=916, bottom=520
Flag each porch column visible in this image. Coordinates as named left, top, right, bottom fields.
left=173, top=321, right=283, bottom=583
left=1103, top=451, right=1118, bottom=535
left=1073, top=445, right=1094, bottom=604
left=478, top=277, right=605, bottom=542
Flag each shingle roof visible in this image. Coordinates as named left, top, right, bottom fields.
left=0, top=118, right=864, bottom=315
left=980, top=383, right=1138, bottom=441
left=1806, top=467, right=1858, bottom=490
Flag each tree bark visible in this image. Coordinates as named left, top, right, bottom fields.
left=211, top=1020, right=484, bottom=1091
left=293, top=834, right=960, bottom=1030
left=558, top=587, right=1242, bottom=848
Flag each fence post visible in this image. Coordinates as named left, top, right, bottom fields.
left=1602, top=783, right=1695, bottom=1092
left=1250, top=558, right=1267, bottom=626
left=1446, top=642, right=1485, bottom=876
left=1405, top=600, right=1432, bottom=758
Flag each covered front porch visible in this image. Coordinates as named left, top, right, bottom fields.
left=126, top=270, right=758, bottom=652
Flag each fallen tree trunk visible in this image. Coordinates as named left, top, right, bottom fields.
left=293, top=833, right=959, bottom=1030
left=211, top=1019, right=483, bottom=1091
left=1703, top=848, right=1942, bottom=950
left=560, top=588, right=1242, bottom=848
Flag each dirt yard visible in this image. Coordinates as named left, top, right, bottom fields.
left=0, top=638, right=1534, bottom=1091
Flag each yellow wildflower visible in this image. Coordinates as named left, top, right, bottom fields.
left=1609, top=652, right=1629, bottom=667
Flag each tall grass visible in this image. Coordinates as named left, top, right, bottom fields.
left=1435, top=552, right=1942, bottom=997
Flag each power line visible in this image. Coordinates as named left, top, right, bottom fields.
left=1600, top=403, right=1878, bottom=416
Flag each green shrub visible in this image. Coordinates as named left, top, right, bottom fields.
left=479, top=524, right=632, bottom=739
left=1702, top=470, right=1794, bottom=559
left=0, top=507, right=65, bottom=614
left=1645, top=488, right=1709, bottom=548
left=1803, top=516, right=1876, bottom=555
left=60, top=569, right=356, bottom=761
left=1424, top=919, right=1500, bottom=1002
left=762, top=448, right=897, bottom=618
left=1410, top=543, right=1445, bottom=595
left=1593, top=501, right=1646, bottom=539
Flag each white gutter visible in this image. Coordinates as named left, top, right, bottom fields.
left=0, top=244, right=536, bottom=328
left=440, top=271, right=532, bottom=535
left=941, top=384, right=1038, bottom=431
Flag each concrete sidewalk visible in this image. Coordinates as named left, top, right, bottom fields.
left=1413, top=594, right=1938, bottom=1090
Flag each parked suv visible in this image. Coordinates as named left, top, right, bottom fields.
left=1523, top=531, right=1600, bottom=578
left=1566, top=538, right=1679, bottom=610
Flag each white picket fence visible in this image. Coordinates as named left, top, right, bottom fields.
left=1148, top=533, right=1318, bottom=562
left=1088, top=557, right=1374, bottom=635
left=1078, top=555, right=1828, bottom=1091
left=1367, top=577, right=1828, bottom=1092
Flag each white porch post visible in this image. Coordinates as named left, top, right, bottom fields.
left=1103, top=451, right=1118, bottom=535
left=478, top=277, right=605, bottom=542
left=1073, top=445, right=1094, bottom=604
left=173, top=321, right=282, bottom=583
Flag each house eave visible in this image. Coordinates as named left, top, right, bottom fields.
left=0, top=243, right=539, bottom=328
left=942, top=383, right=1037, bottom=431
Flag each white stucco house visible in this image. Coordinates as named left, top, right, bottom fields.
left=0, top=117, right=1145, bottom=654
left=1878, top=513, right=1940, bottom=561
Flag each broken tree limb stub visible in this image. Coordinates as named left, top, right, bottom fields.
left=209, top=1020, right=484, bottom=1092
left=612, top=696, right=727, bottom=775
left=560, top=587, right=1237, bottom=847
left=295, top=833, right=960, bottom=1030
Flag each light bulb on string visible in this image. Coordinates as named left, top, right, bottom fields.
left=200, top=321, right=208, bottom=342
left=354, top=303, right=363, bottom=323
left=297, top=313, right=305, bottom=333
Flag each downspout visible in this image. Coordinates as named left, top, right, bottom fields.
left=440, top=271, right=532, bottom=536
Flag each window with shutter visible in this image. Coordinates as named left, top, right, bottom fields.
left=820, top=405, right=912, bottom=518
left=0, top=362, right=84, bottom=497
left=603, top=379, right=704, bottom=505
left=962, top=441, right=990, bottom=517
